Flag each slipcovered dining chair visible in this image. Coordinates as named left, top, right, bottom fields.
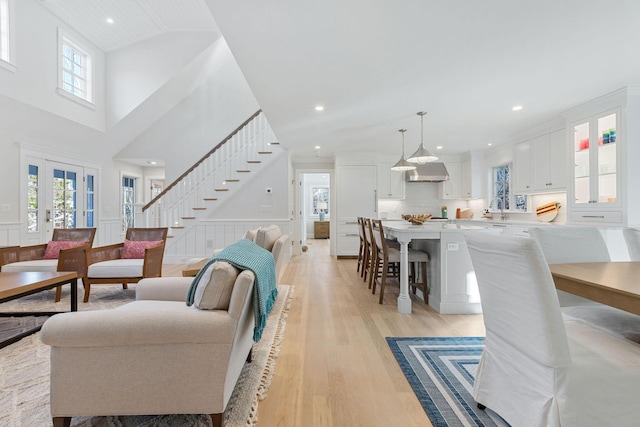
left=83, top=227, right=168, bottom=302
left=465, top=232, right=640, bottom=427
left=623, top=227, right=640, bottom=261
left=370, top=219, right=428, bottom=304
left=529, top=226, right=610, bottom=306
left=0, top=228, right=96, bottom=302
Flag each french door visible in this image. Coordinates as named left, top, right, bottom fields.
left=25, top=161, right=96, bottom=243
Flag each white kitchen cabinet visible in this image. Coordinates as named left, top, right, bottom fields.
left=513, top=129, right=566, bottom=194
left=561, top=87, right=640, bottom=226
left=439, top=161, right=461, bottom=199
left=460, top=152, right=483, bottom=199
left=570, top=110, right=619, bottom=207
left=336, top=164, right=377, bottom=256
left=513, top=140, right=531, bottom=193
left=376, top=162, right=405, bottom=199
left=531, top=129, right=567, bottom=192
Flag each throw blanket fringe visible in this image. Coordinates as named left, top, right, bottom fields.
left=186, top=239, right=278, bottom=342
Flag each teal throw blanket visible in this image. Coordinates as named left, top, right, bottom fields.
left=186, top=239, right=278, bottom=342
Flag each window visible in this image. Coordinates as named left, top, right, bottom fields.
left=492, top=164, right=510, bottom=210
left=27, top=165, right=39, bottom=232
left=122, top=176, right=135, bottom=232
left=312, top=186, right=329, bottom=216
left=58, top=30, right=94, bottom=106
left=0, top=0, right=15, bottom=70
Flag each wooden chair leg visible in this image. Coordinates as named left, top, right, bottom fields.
left=210, top=412, right=224, bottom=427
left=83, top=283, right=91, bottom=303
left=53, top=417, right=71, bottom=427
left=55, top=286, right=62, bottom=302
left=378, top=259, right=387, bottom=304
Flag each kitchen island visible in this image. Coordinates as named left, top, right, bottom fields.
left=383, top=221, right=498, bottom=314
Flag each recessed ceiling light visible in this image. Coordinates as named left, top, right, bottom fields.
left=147, top=161, right=157, bottom=165
left=436, top=146, right=443, bottom=150
left=315, top=106, right=324, bottom=111
left=314, top=146, right=321, bottom=150
left=106, top=17, right=114, bottom=24
left=512, top=105, right=523, bottom=111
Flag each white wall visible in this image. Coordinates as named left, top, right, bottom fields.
left=106, top=31, right=218, bottom=127
left=0, top=0, right=106, bottom=131
left=208, top=153, right=290, bottom=220
left=113, top=38, right=260, bottom=184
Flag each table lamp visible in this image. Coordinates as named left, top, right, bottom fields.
left=317, top=202, right=327, bottom=221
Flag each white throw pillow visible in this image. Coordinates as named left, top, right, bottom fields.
left=243, top=228, right=259, bottom=241
left=193, top=261, right=239, bottom=310
left=253, top=225, right=281, bottom=251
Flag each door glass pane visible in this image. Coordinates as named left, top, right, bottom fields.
left=597, top=113, right=616, bottom=203
left=86, top=174, right=94, bottom=227
left=28, top=165, right=39, bottom=232
left=574, top=122, right=590, bottom=204
left=53, top=169, right=77, bottom=229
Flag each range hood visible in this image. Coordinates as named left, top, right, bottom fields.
left=405, top=162, right=450, bottom=182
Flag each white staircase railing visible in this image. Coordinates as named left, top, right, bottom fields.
left=142, top=110, right=278, bottom=231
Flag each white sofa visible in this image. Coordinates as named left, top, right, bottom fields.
left=40, top=261, right=256, bottom=427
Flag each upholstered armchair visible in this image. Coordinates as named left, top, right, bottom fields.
left=41, top=261, right=256, bottom=427
left=83, top=227, right=168, bottom=302
left=0, top=228, right=96, bottom=302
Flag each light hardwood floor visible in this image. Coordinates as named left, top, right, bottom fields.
left=252, top=239, right=486, bottom=427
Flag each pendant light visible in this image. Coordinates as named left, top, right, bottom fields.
left=407, top=111, right=438, bottom=164
left=390, top=129, right=416, bottom=171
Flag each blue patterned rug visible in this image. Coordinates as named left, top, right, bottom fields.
left=386, top=337, right=510, bottom=427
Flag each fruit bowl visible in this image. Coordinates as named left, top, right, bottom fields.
left=401, top=214, right=432, bottom=225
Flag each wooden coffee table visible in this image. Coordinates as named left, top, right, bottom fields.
left=0, top=271, right=78, bottom=349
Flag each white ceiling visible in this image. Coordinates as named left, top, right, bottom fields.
left=38, top=0, right=217, bottom=51
left=37, top=0, right=640, bottom=161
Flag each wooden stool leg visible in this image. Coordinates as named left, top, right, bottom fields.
left=55, top=286, right=62, bottom=302
left=83, top=284, right=91, bottom=303
left=421, top=261, right=428, bottom=304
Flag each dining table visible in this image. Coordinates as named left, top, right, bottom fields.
left=548, top=261, right=640, bottom=316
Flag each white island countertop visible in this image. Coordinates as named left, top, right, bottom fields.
left=381, top=221, right=499, bottom=314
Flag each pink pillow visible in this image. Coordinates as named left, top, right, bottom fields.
left=43, top=240, right=88, bottom=259
left=122, top=240, right=163, bottom=259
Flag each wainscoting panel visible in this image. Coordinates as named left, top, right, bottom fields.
left=164, top=219, right=290, bottom=263
left=0, top=223, right=21, bottom=246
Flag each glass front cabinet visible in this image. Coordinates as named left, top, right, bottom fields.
left=573, top=110, right=618, bottom=205
left=569, top=108, right=622, bottom=223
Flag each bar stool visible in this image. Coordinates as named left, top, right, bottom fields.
left=371, top=219, right=429, bottom=304
left=362, top=218, right=375, bottom=286
left=356, top=217, right=366, bottom=276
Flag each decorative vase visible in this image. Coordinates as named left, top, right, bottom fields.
left=319, top=212, right=325, bottom=221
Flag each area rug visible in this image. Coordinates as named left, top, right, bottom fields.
left=0, top=283, right=293, bottom=427
left=386, top=336, right=510, bottom=427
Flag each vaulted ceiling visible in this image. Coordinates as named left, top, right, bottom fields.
left=38, top=0, right=640, bottom=160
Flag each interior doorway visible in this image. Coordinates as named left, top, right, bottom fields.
left=294, top=170, right=333, bottom=256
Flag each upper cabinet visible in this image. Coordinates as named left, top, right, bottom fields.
left=532, top=129, right=567, bottom=192
left=571, top=111, right=618, bottom=207
left=439, top=161, right=461, bottom=199
left=513, top=129, right=566, bottom=194
left=376, top=162, right=405, bottom=199
left=562, top=87, right=640, bottom=226
left=439, top=153, right=482, bottom=199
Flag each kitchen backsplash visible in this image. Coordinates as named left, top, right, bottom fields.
left=378, top=182, right=568, bottom=224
